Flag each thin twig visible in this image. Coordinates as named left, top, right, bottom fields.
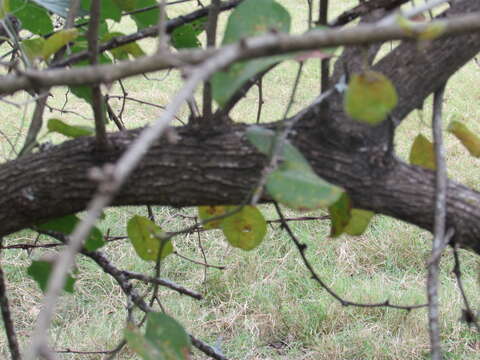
left=121, top=270, right=203, bottom=300
left=0, top=240, right=21, bottom=360
left=273, top=202, right=427, bottom=311
left=174, top=251, right=226, bottom=270
left=427, top=83, right=447, bottom=360
left=203, top=0, right=220, bottom=120
left=87, top=0, right=108, bottom=151
left=319, top=0, right=330, bottom=92
left=452, top=241, right=480, bottom=332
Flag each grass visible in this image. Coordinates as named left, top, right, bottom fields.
left=1, top=0, right=480, bottom=359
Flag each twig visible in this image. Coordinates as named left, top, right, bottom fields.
left=202, top=0, right=220, bottom=120
left=0, top=241, right=21, bottom=360
left=18, top=93, right=49, bottom=156
left=273, top=202, right=427, bottom=311
left=121, top=270, right=203, bottom=300
left=256, top=78, right=264, bottom=124
left=174, top=251, right=226, bottom=270
left=319, top=0, right=330, bottom=92
left=452, top=241, right=480, bottom=332
left=157, top=0, right=168, bottom=51
left=427, top=83, right=447, bottom=360
left=87, top=0, right=108, bottom=151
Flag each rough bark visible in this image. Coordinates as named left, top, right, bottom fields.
left=2, top=0, right=480, bottom=255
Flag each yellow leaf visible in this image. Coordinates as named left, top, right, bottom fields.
left=42, top=28, right=79, bottom=60
left=344, top=71, right=398, bottom=125
left=409, top=134, right=436, bottom=170
left=448, top=120, right=480, bottom=158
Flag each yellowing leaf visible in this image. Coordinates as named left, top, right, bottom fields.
left=42, top=28, right=79, bottom=60
left=448, top=120, right=480, bottom=158
left=21, top=37, right=46, bottom=61
left=397, top=15, right=446, bottom=40
left=344, top=71, right=398, bottom=125
left=221, top=206, right=267, bottom=251
left=344, top=209, right=374, bottom=236
left=198, top=205, right=230, bottom=229
left=328, top=193, right=351, bottom=238
left=127, top=215, right=173, bottom=261
left=409, top=134, right=436, bottom=170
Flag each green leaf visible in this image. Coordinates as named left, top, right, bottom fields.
left=221, top=206, right=267, bottom=251
left=344, top=209, right=374, bottom=236
left=42, top=28, right=79, bottom=60
left=198, top=205, right=230, bottom=230
left=125, top=323, right=161, bottom=360
left=11, top=0, right=53, bottom=35
left=127, top=215, right=173, bottom=261
left=81, top=0, right=121, bottom=21
left=328, top=192, right=351, bottom=237
left=266, top=162, right=343, bottom=211
left=21, top=37, right=46, bottom=61
left=145, top=313, right=191, bottom=359
left=47, top=118, right=94, bottom=138
left=344, top=71, right=398, bottom=125
left=27, top=260, right=75, bottom=293
left=117, top=0, right=158, bottom=30
left=125, top=313, right=191, bottom=360
left=103, top=32, right=145, bottom=60
left=171, top=17, right=207, bottom=49
left=245, top=126, right=310, bottom=168
left=211, top=0, right=291, bottom=107
left=37, top=214, right=105, bottom=251
left=409, top=134, right=436, bottom=170
left=448, top=120, right=480, bottom=158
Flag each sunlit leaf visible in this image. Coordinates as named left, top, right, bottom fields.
left=409, top=134, right=436, bottom=170
left=448, top=120, right=480, bottom=158
left=37, top=214, right=105, bottom=251
left=328, top=192, right=351, bottom=237
left=211, top=0, right=291, bottom=107
left=47, top=118, right=94, bottom=138
left=266, top=162, right=343, bottom=211
left=42, top=28, right=79, bottom=60
left=27, top=260, right=75, bottom=293
left=198, top=205, right=230, bottom=230
left=344, top=71, right=398, bottom=125
left=11, top=0, right=53, bottom=35
left=127, top=215, right=173, bottom=261
left=344, top=209, right=374, bottom=236
left=221, top=206, right=267, bottom=251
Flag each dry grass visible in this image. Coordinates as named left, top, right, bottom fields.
left=1, top=0, right=480, bottom=359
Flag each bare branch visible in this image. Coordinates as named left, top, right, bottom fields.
left=427, top=83, right=447, bottom=360
left=0, top=245, right=21, bottom=360
left=2, top=12, right=480, bottom=96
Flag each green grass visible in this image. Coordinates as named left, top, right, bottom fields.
left=1, top=0, right=480, bottom=359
